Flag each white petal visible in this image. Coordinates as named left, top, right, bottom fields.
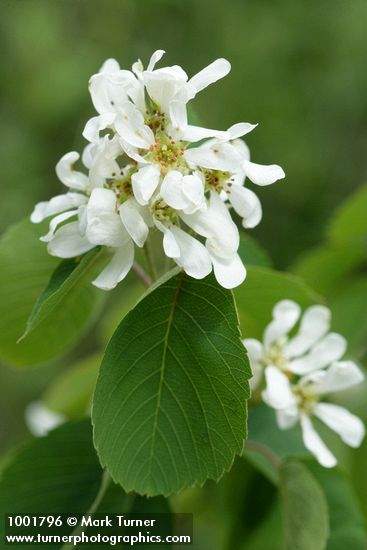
left=243, top=338, right=264, bottom=364
left=114, top=102, right=155, bottom=149
left=31, top=193, right=87, bottom=223
left=289, top=333, right=347, bottom=375
left=162, top=229, right=181, bottom=258
left=302, top=361, right=364, bottom=394
left=227, top=122, right=257, bottom=139
left=169, top=100, right=188, bottom=136
left=99, top=58, right=120, bottom=74
left=153, top=220, right=180, bottom=258
left=300, top=414, right=337, bottom=468
left=276, top=407, right=299, bottom=430
left=25, top=401, right=65, bottom=437
left=285, top=305, right=331, bottom=358
left=143, top=66, right=188, bottom=113
left=314, top=403, right=365, bottom=448
left=92, top=242, right=134, bottom=290
left=40, top=210, right=77, bottom=242
left=243, top=338, right=264, bottom=391
left=119, top=138, right=148, bottom=165
left=209, top=251, right=246, bottom=289
left=243, top=159, right=285, bottom=186
left=203, top=192, right=240, bottom=258
left=119, top=198, right=149, bottom=248
left=82, top=113, right=115, bottom=142
left=170, top=226, right=212, bottom=279
left=89, top=68, right=135, bottom=114
left=182, top=125, right=228, bottom=142
left=160, top=171, right=190, bottom=210
left=132, top=165, right=160, bottom=205
left=55, top=152, right=90, bottom=191
left=86, top=214, right=127, bottom=248
left=78, top=204, right=88, bottom=235
left=184, top=141, right=240, bottom=171
left=86, top=188, right=128, bottom=247
left=261, top=365, right=296, bottom=410
left=263, top=300, right=301, bottom=348
left=189, top=58, right=231, bottom=93
left=147, top=49, right=166, bottom=71
left=182, top=173, right=205, bottom=210
left=228, top=185, right=262, bottom=228
left=232, top=138, right=251, bottom=161
left=87, top=187, right=116, bottom=216
left=47, top=222, right=94, bottom=258
left=88, top=136, right=122, bottom=189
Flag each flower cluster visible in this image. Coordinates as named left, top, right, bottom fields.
left=244, top=300, right=365, bottom=467
left=31, top=50, right=285, bottom=290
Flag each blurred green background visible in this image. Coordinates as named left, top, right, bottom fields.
left=0, top=0, right=366, bottom=544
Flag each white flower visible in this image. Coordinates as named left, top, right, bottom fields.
left=32, top=50, right=285, bottom=290
left=262, top=362, right=365, bottom=468
left=243, top=299, right=366, bottom=467
left=244, top=300, right=348, bottom=387
left=25, top=401, right=65, bottom=437
left=85, top=188, right=136, bottom=290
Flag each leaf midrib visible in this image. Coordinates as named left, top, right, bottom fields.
left=147, top=271, right=185, bottom=485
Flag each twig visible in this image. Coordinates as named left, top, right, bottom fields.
left=245, top=440, right=282, bottom=470
left=132, top=261, right=152, bottom=288
left=60, top=470, right=111, bottom=549
left=143, top=240, right=158, bottom=281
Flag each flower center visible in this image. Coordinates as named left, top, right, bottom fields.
left=146, top=136, right=186, bottom=174
left=145, top=110, right=166, bottom=133
left=105, top=167, right=135, bottom=202
left=151, top=199, right=178, bottom=225
left=293, top=383, right=319, bottom=414
left=262, top=342, right=289, bottom=372
left=204, top=169, right=232, bottom=193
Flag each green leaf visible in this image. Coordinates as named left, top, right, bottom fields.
left=330, top=278, right=367, bottom=357
left=291, top=244, right=365, bottom=297
left=308, top=464, right=367, bottom=550
left=234, top=266, right=322, bottom=340
left=0, top=219, right=103, bottom=367
left=0, top=419, right=102, bottom=520
left=21, top=247, right=104, bottom=340
left=279, top=460, right=329, bottom=550
left=239, top=503, right=283, bottom=550
left=99, top=274, right=145, bottom=344
left=0, top=420, right=174, bottom=549
left=328, top=184, right=367, bottom=245
left=43, top=354, right=101, bottom=418
left=249, top=405, right=306, bottom=459
left=238, top=233, right=273, bottom=268
left=93, top=271, right=251, bottom=497
left=245, top=404, right=307, bottom=483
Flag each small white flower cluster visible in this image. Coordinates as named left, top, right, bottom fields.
left=31, top=50, right=285, bottom=290
left=244, top=300, right=365, bottom=467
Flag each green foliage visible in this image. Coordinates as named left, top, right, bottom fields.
left=245, top=404, right=307, bottom=483
left=238, top=233, right=273, bottom=268
left=308, top=464, right=367, bottom=550
left=0, top=220, right=103, bottom=367
left=93, top=271, right=251, bottom=496
left=279, top=460, right=329, bottom=550
left=21, top=247, right=104, bottom=340
left=0, top=420, right=173, bottom=549
left=43, top=354, right=101, bottom=418
left=240, top=504, right=283, bottom=550
left=291, top=245, right=365, bottom=297
left=327, top=184, right=367, bottom=246
left=234, top=266, right=321, bottom=340
left=330, top=278, right=367, bottom=356
left=0, top=420, right=103, bottom=533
